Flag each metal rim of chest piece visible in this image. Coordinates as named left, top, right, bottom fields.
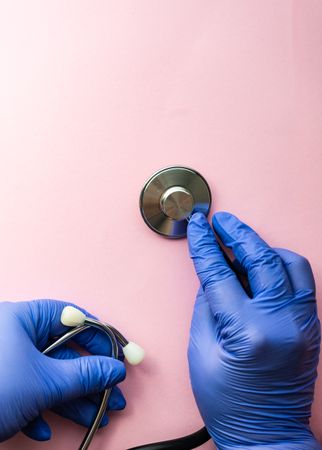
left=139, top=166, right=212, bottom=239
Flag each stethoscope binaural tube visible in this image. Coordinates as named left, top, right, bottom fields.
left=43, top=306, right=145, bottom=450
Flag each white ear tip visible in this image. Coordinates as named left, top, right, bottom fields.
left=123, top=341, right=145, bottom=365
left=61, top=306, right=86, bottom=327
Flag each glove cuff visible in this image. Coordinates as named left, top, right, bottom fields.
left=217, top=436, right=322, bottom=450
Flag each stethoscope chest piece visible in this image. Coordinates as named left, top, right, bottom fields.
left=140, top=166, right=211, bottom=238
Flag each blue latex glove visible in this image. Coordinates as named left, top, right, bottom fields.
left=0, top=300, right=126, bottom=442
left=187, top=212, right=321, bottom=450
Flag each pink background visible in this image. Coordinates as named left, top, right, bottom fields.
left=0, top=1, right=321, bottom=449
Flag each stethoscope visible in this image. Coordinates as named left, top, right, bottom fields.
left=43, top=167, right=213, bottom=449
left=43, top=306, right=145, bottom=450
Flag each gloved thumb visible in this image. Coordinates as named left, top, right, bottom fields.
left=44, top=355, right=126, bottom=405
left=22, top=415, right=51, bottom=441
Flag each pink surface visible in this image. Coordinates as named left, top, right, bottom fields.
left=0, top=1, right=321, bottom=449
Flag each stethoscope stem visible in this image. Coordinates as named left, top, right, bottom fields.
left=43, top=317, right=123, bottom=450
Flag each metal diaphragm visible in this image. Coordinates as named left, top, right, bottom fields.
left=139, top=166, right=211, bottom=238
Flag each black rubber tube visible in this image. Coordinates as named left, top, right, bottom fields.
left=127, top=426, right=210, bottom=450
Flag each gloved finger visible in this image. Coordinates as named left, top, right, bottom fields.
left=52, top=386, right=126, bottom=428
left=52, top=397, right=109, bottom=428
left=22, top=415, right=51, bottom=441
left=187, top=213, right=246, bottom=315
left=51, top=330, right=123, bottom=362
left=188, top=287, right=222, bottom=406
left=274, top=248, right=316, bottom=298
left=73, top=327, right=124, bottom=360
left=47, top=345, right=81, bottom=360
left=189, top=287, right=217, bottom=361
left=44, top=355, right=126, bottom=406
left=87, top=386, right=126, bottom=410
left=47, top=346, right=126, bottom=410
left=212, top=212, right=292, bottom=299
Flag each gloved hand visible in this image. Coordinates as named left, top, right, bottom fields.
left=0, top=300, right=126, bottom=442
left=187, top=212, right=321, bottom=450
